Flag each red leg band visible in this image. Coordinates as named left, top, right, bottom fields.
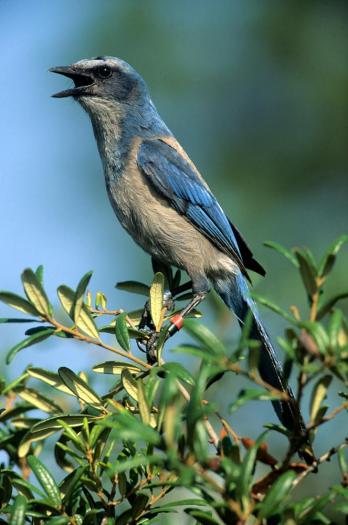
left=168, top=314, right=184, bottom=336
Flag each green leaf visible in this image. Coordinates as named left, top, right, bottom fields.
left=92, top=360, right=142, bottom=375
left=337, top=447, right=348, bottom=479
left=185, top=509, right=219, bottom=525
left=27, top=367, right=73, bottom=395
left=5, top=328, right=55, bottom=364
left=137, top=380, right=151, bottom=425
left=264, top=241, right=299, bottom=267
left=310, top=375, right=332, bottom=424
left=35, top=265, right=44, bottom=286
left=116, top=280, right=150, bottom=296
left=183, top=318, right=226, bottom=356
left=115, top=312, right=130, bottom=351
left=73, top=270, right=93, bottom=323
left=294, top=249, right=318, bottom=297
left=258, top=470, right=296, bottom=519
left=121, top=369, right=139, bottom=401
left=229, top=389, right=281, bottom=413
left=58, top=367, right=105, bottom=412
left=18, top=414, right=97, bottom=458
left=0, top=291, right=39, bottom=316
left=237, top=432, right=267, bottom=504
left=9, top=494, right=27, bottom=525
left=317, top=292, right=348, bottom=320
left=57, top=285, right=100, bottom=340
left=160, top=362, right=194, bottom=385
left=252, top=293, right=296, bottom=324
left=21, top=268, right=51, bottom=317
left=150, top=272, right=164, bottom=331
left=172, top=344, right=218, bottom=362
left=300, top=321, right=329, bottom=353
left=112, top=453, right=163, bottom=474
left=27, top=455, right=61, bottom=506
left=328, top=309, right=343, bottom=348
left=318, top=235, right=348, bottom=277
left=16, top=387, right=63, bottom=413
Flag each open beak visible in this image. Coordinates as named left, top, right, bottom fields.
left=49, top=65, right=95, bottom=98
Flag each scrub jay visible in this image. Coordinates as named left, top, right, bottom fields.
left=50, top=56, right=313, bottom=461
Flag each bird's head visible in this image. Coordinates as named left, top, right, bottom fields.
left=50, top=56, right=149, bottom=114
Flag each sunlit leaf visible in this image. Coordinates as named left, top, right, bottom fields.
left=27, top=367, right=73, bottom=395
left=58, top=367, right=105, bottom=412
left=57, top=285, right=100, bottom=340
left=309, top=375, right=332, bottom=424
left=121, top=369, right=139, bottom=401
left=21, top=268, right=51, bottom=317
left=92, top=361, right=142, bottom=375
left=16, top=387, right=63, bottom=414
left=150, top=272, right=164, bottom=331
left=137, top=380, right=151, bottom=425
left=0, top=291, right=39, bottom=316
left=73, top=270, right=93, bottom=323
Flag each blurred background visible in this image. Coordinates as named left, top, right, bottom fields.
left=0, top=0, right=347, bottom=521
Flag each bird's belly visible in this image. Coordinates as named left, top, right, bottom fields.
left=105, top=165, right=237, bottom=279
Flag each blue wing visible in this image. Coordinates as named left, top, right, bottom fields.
left=137, top=138, right=265, bottom=277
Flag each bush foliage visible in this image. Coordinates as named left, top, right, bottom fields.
left=0, top=238, right=347, bottom=524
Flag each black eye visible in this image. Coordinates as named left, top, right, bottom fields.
left=96, top=65, right=112, bottom=79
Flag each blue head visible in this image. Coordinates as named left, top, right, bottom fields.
left=50, top=56, right=169, bottom=140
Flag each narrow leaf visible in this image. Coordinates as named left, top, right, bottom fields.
left=16, top=387, right=63, bottom=414
left=73, top=270, right=93, bottom=323
left=116, top=281, right=150, bottom=296
left=137, top=380, right=151, bottom=425
left=309, top=375, right=332, bottom=423
left=92, top=361, right=142, bottom=375
left=6, top=328, right=54, bottom=364
left=264, top=241, right=299, bottom=267
left=183, top=318, right=226, bottom=356
left=27, top=367, right=74, bottom=395
left=57, top=285, right=100, bottom=340
left=58, top=367, right=105, bottom=411
left=121, top=369, right=139, bottom=401
left=317, top=292, right=348, bottom=320
left=318, top=235, right=348, bottom=277
left=115, top=312, right=130, bottom=351
left=9, top=494, right=27, bottom=525
left=27, top=455, right=61, bottom=506
left=0, top=291, right=39, bottom=316
left=21, top=268, right=51, bottom=317
left=150, top=272, right=164, bottom=331
left=258, top=470, right=296, bottom=518
left=294, top=249, right=318, bottom=297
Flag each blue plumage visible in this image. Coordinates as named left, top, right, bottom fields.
left=51, top=56, right=313, bottom=463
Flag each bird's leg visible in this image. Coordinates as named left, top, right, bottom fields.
left=137, top=290, right=175, bottom=360
left=167, top=291, right=207, bottom=339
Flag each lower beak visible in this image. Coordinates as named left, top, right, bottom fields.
left=49, top=65, right=94, bottom=98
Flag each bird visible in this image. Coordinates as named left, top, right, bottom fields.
left=50, top=56, right=313, bottom=462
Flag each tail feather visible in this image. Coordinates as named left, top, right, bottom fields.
left=214, top=272, right=314, bottom=463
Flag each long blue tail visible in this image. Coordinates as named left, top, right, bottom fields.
left=214, top=272, right=307, bottom=438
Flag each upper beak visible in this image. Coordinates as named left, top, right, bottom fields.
left=49, top=65, right=95, bottom=98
